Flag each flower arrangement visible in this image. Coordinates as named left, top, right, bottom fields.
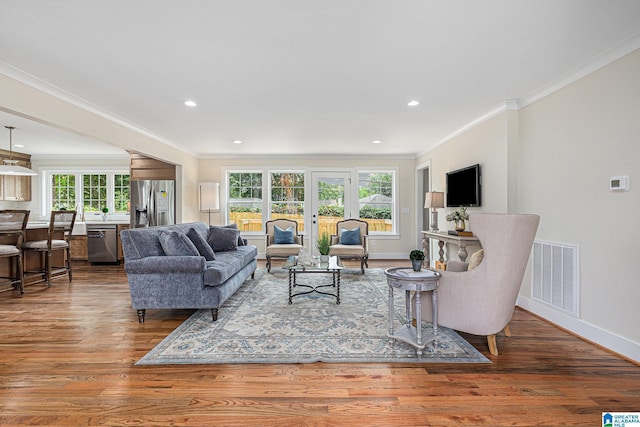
left=446, top=207, right=469, bottom=222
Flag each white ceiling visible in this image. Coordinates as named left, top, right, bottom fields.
left=1, top=0, right=640, bottom=158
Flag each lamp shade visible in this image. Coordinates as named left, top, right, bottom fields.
left=198, top=182, right=220, bottom=212
left=424, top=191, right=444, bottom=209
left=1, top=126, right=37, bottom=176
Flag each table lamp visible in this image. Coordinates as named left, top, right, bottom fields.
left=424, top=191, right=444, bottom=232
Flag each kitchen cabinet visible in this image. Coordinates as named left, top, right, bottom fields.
left=0, top=149, right=32, bottom=201
left=117, top=224, right=130, bottom=260
left=70, top=235, right=88, bottom=260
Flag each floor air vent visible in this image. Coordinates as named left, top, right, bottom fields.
left=531, top=240, right=579, bottom=317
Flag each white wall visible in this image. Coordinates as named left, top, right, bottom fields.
left=416, top=49, right=640, bottom=361
left=517, top=49, right=640, bottom=356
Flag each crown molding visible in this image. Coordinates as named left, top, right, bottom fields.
left=418, top=33, right=640, bottom=158
left=518, top=32, right=640, bottom=109
left=416, top=102, right=509, bottom=158
left=0, top=62, right=195, bottom=157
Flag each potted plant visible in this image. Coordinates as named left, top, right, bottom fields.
left=409, top=249, right=425, bottom=271
left=316, top=232, right=331, bottom=262
left=101, top=206, right=109, bottom=221
left=446, top=207, right=469, bottom=231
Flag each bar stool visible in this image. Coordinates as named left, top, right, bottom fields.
left=22, top=210, right=76, bottom=287
left=0, top=210, right=30, bottom=295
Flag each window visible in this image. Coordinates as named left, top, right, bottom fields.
left=43, top=169, right=129, bottom=217
left=225, top=168, right=397, bottom=236
left=270, top=172, right=305, bottom=231
left=83, top=174, right=107, bottom=212
left=358, top=171, right=394, bottom=233
left=114, top=174, right=130, bottom=212
left=228, top=172, right=263, bottom=232
left=52, top=174, right=76, bottom=210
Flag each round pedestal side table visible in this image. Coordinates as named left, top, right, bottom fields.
left=384, top=267, right=441, bottom=356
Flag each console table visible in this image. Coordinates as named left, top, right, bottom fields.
left=421, top=230, right=481, bottom=265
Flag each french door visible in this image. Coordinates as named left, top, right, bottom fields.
left=310, top=172, right=353, bottom=254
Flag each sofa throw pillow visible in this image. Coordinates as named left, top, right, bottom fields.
left=467, top=249, right=484, bottom=271
left=159, top=231, right=200, bottom=257
left=207, top=225, right=240, bottom=252
left=339, top=227, right=361, bottom=245
left=274, top=225, right=295, bottom=244
left=221, top=223, right=246, bottom=246
left=186, top=227, right=216, bottom=260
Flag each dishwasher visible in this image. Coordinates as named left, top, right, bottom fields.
left=87, top=224, right=119, bottom=264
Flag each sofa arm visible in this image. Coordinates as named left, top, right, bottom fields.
left=124, top=256, right=205, bottom=274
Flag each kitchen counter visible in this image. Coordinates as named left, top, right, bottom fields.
left=27, top=219, right=130, bottom=235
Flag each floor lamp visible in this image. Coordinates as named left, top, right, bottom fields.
left=424, top=191, right=444, bottom=232
left=199, top=182, right=220, bottom=225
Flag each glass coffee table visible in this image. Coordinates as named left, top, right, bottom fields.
left=282, top=255, right=344, bottom=304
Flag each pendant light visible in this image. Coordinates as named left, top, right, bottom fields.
left=0, top=126, right=37, bottom=176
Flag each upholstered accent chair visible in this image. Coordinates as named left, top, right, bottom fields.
left=264, top=219, right=304, bottom=272
left=417, top=213, right=540, bottom=356
left=0, top=210, right=30, bottom=294
left=328, top=218, right=369, bottom=274
left=22, top=210, right=76, bottom=287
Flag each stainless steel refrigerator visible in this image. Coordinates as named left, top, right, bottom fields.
left=130, top=180, right=176, bottom=228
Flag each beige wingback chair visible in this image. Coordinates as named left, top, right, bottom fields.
left=328, top=219, right=369, bottom=273
left=418, top=213, right=540, bottom=356
left=265, top=219, right=304, bottom=272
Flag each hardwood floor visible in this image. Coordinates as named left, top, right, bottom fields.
left=1, top=260, right=638, bottom=426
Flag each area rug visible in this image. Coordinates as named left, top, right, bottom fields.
left=137, top=268, right=490, bottom=365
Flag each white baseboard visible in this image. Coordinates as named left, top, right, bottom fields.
left=517, top=296, right=640, bottom=363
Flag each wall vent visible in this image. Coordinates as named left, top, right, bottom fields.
left=531, top=240, right=579, bottom=317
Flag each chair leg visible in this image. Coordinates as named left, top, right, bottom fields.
left=46, top=251, right=52, bottom=287
left=66, top=247, right=73, bottom=282
left=487, top=334, right=499, bottom=356
left=503, top=325, right=512, bottom=337
left=360, top=258, right=365, bottom=274
left=17, top=254, right=24, bottom=295
left=266, top=256, right=272, bottom=273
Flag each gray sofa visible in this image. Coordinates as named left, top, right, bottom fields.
left=120, top=222, right=257, bottom=323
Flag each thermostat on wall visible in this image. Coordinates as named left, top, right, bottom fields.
left=610, top=175, right=629, bottom=191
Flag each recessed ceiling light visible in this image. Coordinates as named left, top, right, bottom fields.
left=372, top=140, right=383, bottom=144
left=184, top=100, right=197, bottom=107
left=407, top=100, right=420, bottom=107
left=14, top=144, right=24, bottom=148
left=232, top=140, right=243, bottom=144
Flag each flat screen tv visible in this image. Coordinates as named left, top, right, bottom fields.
left=446, top=164, right=481, bottom=207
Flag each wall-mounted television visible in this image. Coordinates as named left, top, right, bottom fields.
left=446, top=164, right=481, bottom=207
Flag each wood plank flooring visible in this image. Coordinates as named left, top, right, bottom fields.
left=1, top=260, right=638, bottom=426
